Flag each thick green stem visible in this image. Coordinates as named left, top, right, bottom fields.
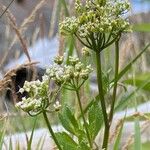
left=43, top=111, right=62, bottom=150
left=75, top=90, right=93, bottom=148
left=95, top=52, right=109, bottom=149
left=109, top=40, right=119, bottom=124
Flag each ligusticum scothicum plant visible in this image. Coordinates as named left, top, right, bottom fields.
left=16, top=0, right=132, bottom=149
left=16, top=55, right=93, bottom=150
left=60, top=0, right=131, bottom=149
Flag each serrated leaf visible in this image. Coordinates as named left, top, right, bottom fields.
left=88, top=101, right=103, bottom=141
left=59, top=105, right=79, bottom=135
left=78, top=141, right=91, bottom=150
left=102, top=71, right=111, bottom=94
left=55, top=132, right=78, bottom=150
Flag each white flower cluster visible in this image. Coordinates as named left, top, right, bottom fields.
left=46, top=55, right=93, bottom=88
left=60, top=17, right=79, bottom=35
left=60, top=0, right=131, bottom=37
left=16, top=78, right=49, bottom=113
left=16, top=55, right=92, bottom=113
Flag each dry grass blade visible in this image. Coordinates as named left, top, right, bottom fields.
left=109, top=119, right=123, bottom=143
left=20, top=0, right=46, bottom=32
left=48, top=0, right=58, bottom=38
left=122, top=120, right=150, bottom=150
left=0, top=0, right=15, bottom=18
left=6, top=0, right=47, bottom=58
left=0, top=4, right=31, bottom=62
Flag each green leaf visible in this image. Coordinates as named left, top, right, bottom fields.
left=60, top=0, right=69, bottom=17
left=133, top=23, right=150, bottom=32
left=79, top=95, right=99, bottom=118
left=55, top=132, right=78, bottom=150
left=16, top=141, right=21, bottom=150
left=59, top=105, right=80, bottom=135
left=9, top=138, right=13, bottom=150
left=112, top=43, right=150, bottom=83
left=115, top=78, right=150, bottom=112
left=134, top=118, right=141, bottom=150
left=66, top=36, right=75, bottom=65
left=123, top=73, right=150, bottom=91
left=82, top=44, right=150, bottom=117
left=78, top=141, right=91, bottom=150
left=0, top=129, right=5, bottom=150
left=27, top=118, right=37, bottom=150
left=102, top=70, right=111, bottom=94
left=36, top=134, right=46, bottom=150
left=0, top=118, right=8, bottom=150
left=88, top=101, right=103, bottom=141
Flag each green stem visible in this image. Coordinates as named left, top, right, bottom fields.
left=75, top=90, right=93, bottom=148
left=109, top=40, right=119, bottom=124
left=60, top=0, right=69, bottom=17
left=43, top=111, right=62, bottom=150
left=95, top=52, right=109, bottom=149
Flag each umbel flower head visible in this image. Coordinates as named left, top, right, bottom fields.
left=16, top=77, right=49, bottom=115
left=46, top=55, right=93, bottom=89
left=16, top=55, right=92, bottom=114
left=60, top=0, right=132, bottom=52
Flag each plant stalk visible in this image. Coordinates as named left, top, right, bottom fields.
left=109, top=40, right=119, bottom=124
left=95, top=51, right=109, bottom=149
left=43, top=111, right=62, bottom=150
left=75, top=90, right=93, bottom=148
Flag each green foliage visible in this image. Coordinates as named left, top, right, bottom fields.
left=123, top=73, right=150, bottom=91
left=134, top=118, right=142, bottom=150
left=59, top=105, right=80, bottom=136
left=112, top=43, right=150, bottom=83
left=9, top=138, right=13, bottom=150
left=0, top=128, right=5, bottom=149
left=133, top=23, right=150, bottom=32
left=115, top=78, right=150, bottom=112
left=66, top=36, right=75, bottom=65
left=11, top=0, right=150, bottom=149
left=88, top=101, right=103, bottom=141
left=55, top=132, right=78, bottom=150
left=27, top=119, right=37, bottom=150
left=35, top=134, right=47, bottom=150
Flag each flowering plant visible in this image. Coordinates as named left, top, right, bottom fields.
left=60, top=0, right=132, bottom=149
left=15, top=0, right=150, bottom=150
left=16, top=55, right=94, bottom=150
left=60, top=0, right=131, bottom=52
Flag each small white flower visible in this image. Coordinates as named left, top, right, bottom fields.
left=19, top=88, right=24, bottom=94
left=53, top=101, right=61, bottom=111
